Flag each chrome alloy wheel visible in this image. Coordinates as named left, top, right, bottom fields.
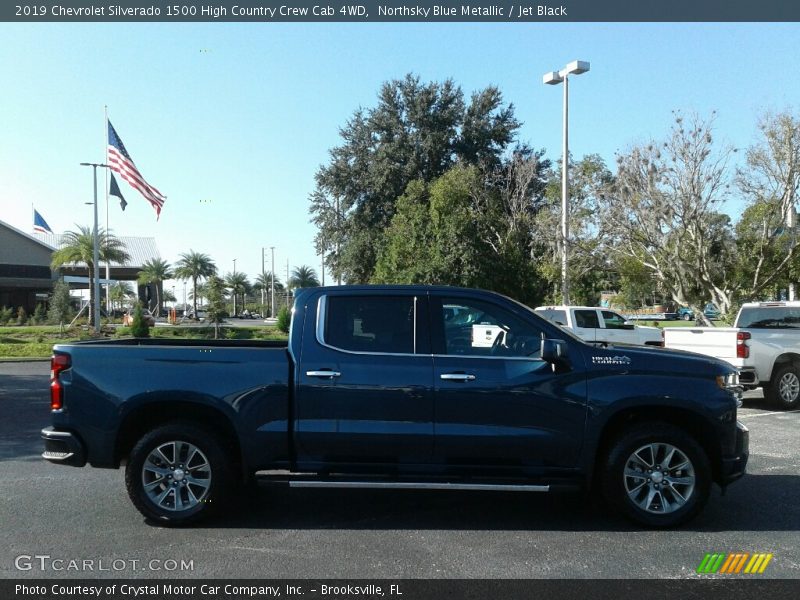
left=778, top=371, right=800, bottom=404
left=142, top=441, right=211, bottom=511
left=623, top=443, right=695, bottom=514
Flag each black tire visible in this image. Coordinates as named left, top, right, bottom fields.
left=765, top=364, right=800, bottom=409
left=683, top=313, right=692, bottom=321
left=125, top=422, right=236, bottom=526
left=600, top=422, right=711, bottom=528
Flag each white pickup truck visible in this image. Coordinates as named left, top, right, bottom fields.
left=534, top=305, right=663, bottom=347
left=663, top=301, right=800, bottom=409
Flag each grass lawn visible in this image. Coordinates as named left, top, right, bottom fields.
left=637, top=319, right=731, bottom=328
left=0, top=324, right=288, bottom=360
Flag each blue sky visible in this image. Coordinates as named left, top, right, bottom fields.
left=1, top=22, right=798, bottom=289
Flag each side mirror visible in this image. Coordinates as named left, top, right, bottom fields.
left=541, top=338, right=568, bottom=364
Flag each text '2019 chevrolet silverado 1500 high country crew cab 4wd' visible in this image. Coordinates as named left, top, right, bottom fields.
left=42, top=286, right=748, bottom=527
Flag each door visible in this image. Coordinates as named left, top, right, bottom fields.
left=599, top=310, right=634, bottom=344
left=571, top=308, right=600, bottom=343
left=294, top=292, right=434, bottom=467
left=431, top=295, right=587, bottom=474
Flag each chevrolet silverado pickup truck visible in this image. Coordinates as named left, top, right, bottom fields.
left=42, top=286, right=748, bottom=528
left=664, top=301, right=800, bottom=409
left=534, top=305, right=663, bottom=346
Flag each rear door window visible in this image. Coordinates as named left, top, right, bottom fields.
left=574, top=309, right=599, bottom=328
left=324, top=295, right=416, bottom=354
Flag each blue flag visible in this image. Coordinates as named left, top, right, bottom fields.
left=33, top=209, right=53, bottom=234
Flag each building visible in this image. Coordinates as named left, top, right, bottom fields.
left=0, top=219, right=162, bottom=313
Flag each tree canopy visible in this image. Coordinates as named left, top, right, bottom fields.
left=310, top=74, right=522, bottom=284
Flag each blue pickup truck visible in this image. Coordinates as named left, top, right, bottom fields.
left=42, top=286, right=748, bottom=527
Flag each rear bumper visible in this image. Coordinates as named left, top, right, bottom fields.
left=41, top=427, right=86, bottom=467
left=738, top=367, right=759, bottom=388
left=719, top=421, right=749, bottom=486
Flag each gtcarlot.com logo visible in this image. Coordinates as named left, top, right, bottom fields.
left=697, top=552, right=773, bottom=574
left=14, top=554, right=194, bottom=572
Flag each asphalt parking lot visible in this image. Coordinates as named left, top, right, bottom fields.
left=1, top=361, right=798, bottom=579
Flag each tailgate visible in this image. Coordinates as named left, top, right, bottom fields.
left=663, top=327, right=740, bottom=360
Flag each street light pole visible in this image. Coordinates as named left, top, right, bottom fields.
left=543, top=60, right=590, bottom=306
left=270, top=247, right=275, bottom=318
left=80, top=162, right=108, bottom=332
left=232, top=258, right=237, bottom=316
left=261, top=247, right=266, bottom=314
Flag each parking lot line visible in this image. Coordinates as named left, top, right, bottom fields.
left=739, top=409, right=800, bottom=419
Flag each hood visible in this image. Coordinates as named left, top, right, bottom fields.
left=584, top=343, right=735, bottom=377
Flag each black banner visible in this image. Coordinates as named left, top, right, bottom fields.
left=5, top=580, right=800, bottom=600
left=3, top=1, right=800, bottom=23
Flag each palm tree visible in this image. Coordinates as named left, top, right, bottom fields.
left=137, top=258, right=173, bottom=316
left=188, top=281, right=209, bottom=309
left=289, top=265, right=320, bottom=289
left=174, top=251, right=217, bottom=317
left=51, top=226, right=130, bottom=325
left=109, top=282, right=135, bottom=313
left=254, top=272, right=284, bottom=316
left=224, top=271, right=250, bottom=316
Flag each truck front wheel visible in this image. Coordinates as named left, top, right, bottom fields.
left=765, top=364, right=800, bottom=409
left=601, top=422, right=711, bottom=527
left=125, top=422, right=234, bottom=525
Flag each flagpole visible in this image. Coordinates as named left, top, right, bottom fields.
left=104, top=105, right=111, bottom=315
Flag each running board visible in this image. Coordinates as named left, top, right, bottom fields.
left=287, top=480, right=550, bottom=492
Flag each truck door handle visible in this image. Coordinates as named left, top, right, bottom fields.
left=306, top=370, right=341, bottom=379
left=440, top=373, right=476, bottom=381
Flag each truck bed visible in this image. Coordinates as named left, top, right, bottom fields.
left=663, top=327, right=739, bottom=361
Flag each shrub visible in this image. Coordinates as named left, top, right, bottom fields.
left=32, top=303, right=46, bottom=325
left=48, top=280, right=73, bottom=326
left=130, top=303, right=150, bottom=338
left=0, top=306, right=12, bottom=325
left=16, top=307, right=27, bottom=326
left=276, top=306, right=291, bottom=334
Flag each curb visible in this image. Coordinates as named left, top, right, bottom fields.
left=0, top=357, right=51, bottom=363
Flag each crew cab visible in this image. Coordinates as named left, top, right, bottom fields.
left=664, top=301, right=800, bottom=409
left=42, top=286, right=747, bottom=527
left=535, top=305, right=663, bottom=346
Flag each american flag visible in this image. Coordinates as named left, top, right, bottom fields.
left=107, top=120, right=165, bottom=218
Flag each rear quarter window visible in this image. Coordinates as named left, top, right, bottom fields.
left=535, top=309, right=567, bottom=326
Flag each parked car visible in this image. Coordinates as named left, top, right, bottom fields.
left=664, top=301, right=800, bottom=408
left=676, top=303, right=721, bottom=321
left=43, top=285, right=747, bottom=527
left=535, top=305, right=663, bottom=346
left=122, top=309, right=155, bottom=327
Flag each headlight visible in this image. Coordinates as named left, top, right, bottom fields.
left=717, top=371, right=743, bottom=407
left=716, top=371, right=739, bottom=390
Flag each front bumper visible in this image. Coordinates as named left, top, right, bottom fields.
left=41, top=427, right=86, bottom=467
left=719, top=421, right=749, bottom=486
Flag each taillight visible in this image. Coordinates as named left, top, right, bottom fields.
left=50, top=353, right=71, bottom=410
left=736, top=331, right=751, bottom=359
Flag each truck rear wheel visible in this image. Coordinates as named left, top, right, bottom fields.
left=765, top=365, right=800, bottom=409
left=125, top=422, right=234, bottom=526
left=600, top=422, right=711, bottom=528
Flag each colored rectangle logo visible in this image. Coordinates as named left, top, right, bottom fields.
left=697, top=553, right=772, bottom=574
